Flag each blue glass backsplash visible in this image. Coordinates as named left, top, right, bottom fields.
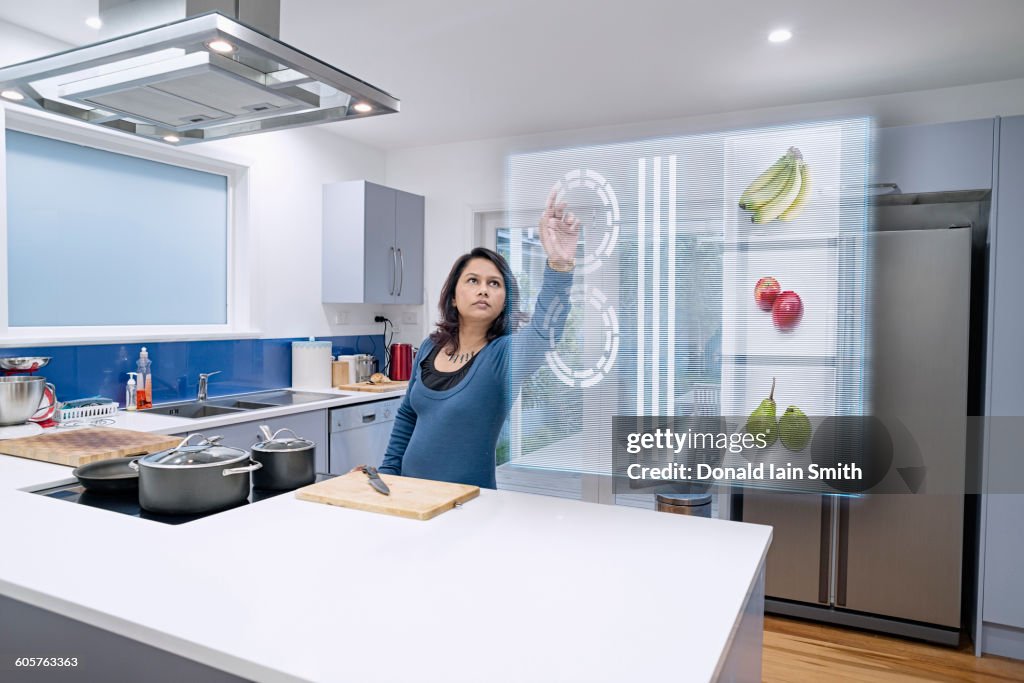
left=0, top=336, right=385, bottom=406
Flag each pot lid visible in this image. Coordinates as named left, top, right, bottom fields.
left=140, top=434, right=248, bottom=468
left=253, top=427, right=313, bottom=453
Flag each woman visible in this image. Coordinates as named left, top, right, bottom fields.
left=376, top=190, right=580, bottom=489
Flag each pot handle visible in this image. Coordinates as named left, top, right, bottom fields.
left=222, top=461, right=263, bottom=477
left=172, top=433, right=223, bottom=452
left=128, top=459, right=139, bottom=472
left=259, top=425, right=274, bottom=442
left=269, top=428, right=300, bottom=442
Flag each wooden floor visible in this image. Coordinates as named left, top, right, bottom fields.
left=763, top=615, right=1024, bottom=682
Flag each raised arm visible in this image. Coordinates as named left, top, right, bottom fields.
left=499, top=186, right=581, bottom=396
left=502, top=265, right=574, bottom=396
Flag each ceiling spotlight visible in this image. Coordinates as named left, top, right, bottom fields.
left=768, top=29, right=792, bottom=43
left=163, top=135, right=181, bottom=143
left=1, top=90, right=25, bottom=101
left=85, top=17, right=103, bottom=29
left=207, top=39, right=235, bottom=54
left=352, top=102, right=372, bottom=113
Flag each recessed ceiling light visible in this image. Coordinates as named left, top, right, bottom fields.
left=353, top=102, right=372, bottom=113
left=207, top=39, right=235, bottom=54
left=768, top=29, right=792, bottom=43
left=85, top=17, right=103, bottom=29
left=163, top=135, right=181, bottom=143
left=1, top=90, right=25, bottom=101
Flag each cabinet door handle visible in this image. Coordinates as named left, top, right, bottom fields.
left=389, top=246, right=396, bottom=295
left=397, top=248, right=405, bottom=297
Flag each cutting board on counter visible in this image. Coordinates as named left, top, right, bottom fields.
left=295, top=471, right=479, bottom=520
left=0, top=427, right=181, bottom=467
left=335, top=381, right=409, bottom=393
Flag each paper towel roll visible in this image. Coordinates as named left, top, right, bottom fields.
left=292, top=340, right=333, bottom=389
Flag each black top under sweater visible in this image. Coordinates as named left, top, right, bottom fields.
left=419, top=344, right=479, bottom=391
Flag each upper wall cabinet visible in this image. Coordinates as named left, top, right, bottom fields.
left=875, top=118, right=995, bottom=194
left=323, top=180, right=425, bottom=304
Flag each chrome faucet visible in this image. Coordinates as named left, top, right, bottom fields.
left=197, top=371, right=221, bottom=401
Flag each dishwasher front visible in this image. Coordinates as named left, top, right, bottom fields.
left=328, top=397, right=402, bottom=474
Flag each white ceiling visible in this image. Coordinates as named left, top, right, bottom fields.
left=3, top=0, right=1024, bottom=150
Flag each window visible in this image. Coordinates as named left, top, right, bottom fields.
left=0, top=108, right=250, bottom=343
left=6, top=130, right=227, bottom=326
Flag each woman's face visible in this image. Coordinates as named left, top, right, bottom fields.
left=453, top=257, right=506, bottom=327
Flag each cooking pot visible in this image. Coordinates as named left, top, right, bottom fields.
left=130, top=434, right=261, bottom=515
left=251, top=426, right=316, bottom=490
left=0, top=376, right=56, bottom=426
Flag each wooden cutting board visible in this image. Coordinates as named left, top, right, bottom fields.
left=0, top=427, right=182, bottom=467
left=295, top=471, right=479, bottom=520
left=335, top=381, right=409, bottom=393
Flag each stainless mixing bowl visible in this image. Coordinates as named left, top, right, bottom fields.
left=0, top=357, right=51, bottom=372
left=0, top=376, right=48, bottom=426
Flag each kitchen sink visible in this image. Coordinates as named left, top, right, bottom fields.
left=206, top=399, right=278, bottom=410
left=230, top=390, right=338, bottom=406
left=147, top=403, right=245, bottom=419
left=145, top=390, right=338, bottom=419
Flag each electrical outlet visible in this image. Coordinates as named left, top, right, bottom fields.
left=401, top=311, right=418, bottom=325
left=373, top=312, right=385, bottom=324
left=334, top=310, right=349, bottom=325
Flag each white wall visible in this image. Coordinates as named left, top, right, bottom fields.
left=0, top=20, right=67, bottom=68
left=384, top=77, right=1024, bottom=342
left=195, top=129, right=397, bottom=340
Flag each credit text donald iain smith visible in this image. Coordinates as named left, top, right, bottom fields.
left=623, top=428, right=863, bottom=483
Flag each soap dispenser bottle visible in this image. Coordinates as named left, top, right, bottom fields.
left=125, top=372, right=138, bottom=411
left=136, top=347, right=153, bottom=409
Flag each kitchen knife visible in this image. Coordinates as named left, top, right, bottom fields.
left=361, top=465, right=391, bottom=495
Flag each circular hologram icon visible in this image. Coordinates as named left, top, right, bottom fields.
left=551, top=168, right=620, bottom=275
left=544, top=285, right=619, bottom=388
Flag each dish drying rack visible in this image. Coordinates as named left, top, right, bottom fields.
left=58, top=398, right=119, bottom=422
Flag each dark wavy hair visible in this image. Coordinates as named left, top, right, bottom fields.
left=430, top=247, right=520, bottom=354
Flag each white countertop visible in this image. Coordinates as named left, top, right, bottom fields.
left=0, top=399, right=772, bottom=683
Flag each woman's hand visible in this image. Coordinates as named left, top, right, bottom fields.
left=539, top=187, right=581, bottom=272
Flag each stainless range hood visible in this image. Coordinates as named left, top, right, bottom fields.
left=0, top=1, right=398, bottom=145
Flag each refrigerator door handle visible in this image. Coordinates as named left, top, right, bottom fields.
left=819, top=495, right=832, bottom=604
left=836, top=496, right=851, bottom=607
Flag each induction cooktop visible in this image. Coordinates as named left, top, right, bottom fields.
left=32, top=473, right=338, bottom=525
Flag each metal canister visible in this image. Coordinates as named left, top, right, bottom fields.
left=353, top=354, right=377, bottom=383
left=656, top=493, right=712, bottom=518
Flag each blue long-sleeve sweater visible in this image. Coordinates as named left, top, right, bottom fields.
left=379, top=265, right=573, bottom=488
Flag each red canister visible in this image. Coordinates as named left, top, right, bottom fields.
left=390, top=343, right=413, bottom=381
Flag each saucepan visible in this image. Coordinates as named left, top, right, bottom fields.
left=250, top=426, right=316, bottom=490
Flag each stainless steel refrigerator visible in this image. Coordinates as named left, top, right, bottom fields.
left=739, top=192, right=988, bottom=644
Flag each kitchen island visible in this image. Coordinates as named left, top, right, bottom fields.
left=0, top=414, right=770, bottom=682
